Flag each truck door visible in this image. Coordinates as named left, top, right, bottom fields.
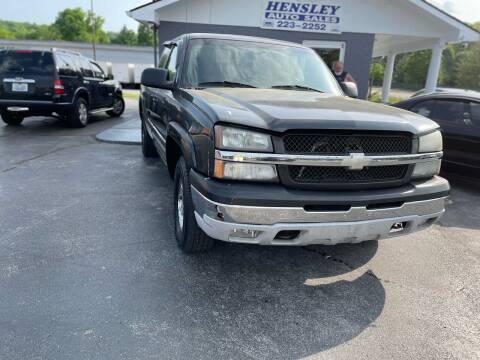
left=148, top=45, right=179, bottom=147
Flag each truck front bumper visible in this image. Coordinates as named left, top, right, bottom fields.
left=190, top=170, right=449, bottom=246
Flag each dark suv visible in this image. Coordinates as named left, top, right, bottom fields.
left=0, top=49, right=125, bottom=127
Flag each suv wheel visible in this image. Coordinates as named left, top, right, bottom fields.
left=174, top=156, right=214, bottom=253
left=67, top=98, right=89, bottom=128
left=1, top=112, right=24, bottom=126
left=107, top=95, right=125, bottom=117
left=141, top=119, right=158, bottom=158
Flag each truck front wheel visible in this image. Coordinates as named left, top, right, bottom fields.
left=173, top=156, right=214, bottom=253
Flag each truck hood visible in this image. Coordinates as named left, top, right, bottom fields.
left=184, top=88, right=438, bottom=135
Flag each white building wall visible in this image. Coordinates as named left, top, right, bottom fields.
left=156, top=0, right=459, bottom=40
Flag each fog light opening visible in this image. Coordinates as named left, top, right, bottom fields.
left=390, top=222, right=407, bottom=234
left=274, top=230, right=301, bottom=241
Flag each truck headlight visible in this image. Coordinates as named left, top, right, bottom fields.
left=214, top=160, right=278, bottom=182
left=418, top=131, right=442, bottom=153
left=215, top=126, right=273, bottom=152
left=412, top=160, right=441, bottom=179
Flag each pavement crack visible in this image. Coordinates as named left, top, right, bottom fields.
left=302, top=246, right=381, bottom=282
left=0, top=143, right=89, bottom=174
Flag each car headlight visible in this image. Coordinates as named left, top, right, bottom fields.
left=214, top=160, right=278, bottom=182
left=215, top=126, right=273, bottom=152
left=418, top=131, right=442, bottom=153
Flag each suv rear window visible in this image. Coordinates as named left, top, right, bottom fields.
left=0, top=51, right=55, bottom=76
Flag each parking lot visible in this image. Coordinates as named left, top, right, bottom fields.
left=0, top=99, right=479, bottom=360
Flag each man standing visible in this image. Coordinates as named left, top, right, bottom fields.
left=332, top=61, right=356, bottom=84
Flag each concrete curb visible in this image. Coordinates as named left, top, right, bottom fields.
left=96, top=119, right=141, bottom=145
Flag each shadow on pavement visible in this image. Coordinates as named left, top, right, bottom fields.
left=173, top=240, right=384, bottom=359
left=437, top=173, right=480, bottom=231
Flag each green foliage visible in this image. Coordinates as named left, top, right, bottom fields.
left=393, top=50, right=444, bottom=89
left=53, top=8, right=90, bottom=42
left=137, top=24, right=154, bottom=46
left=454, top=43, right=480, bottom=90
left=0, top=7, right=153, bottom=47
left=110, top=25, right=137, bottom=46
left=369, top=62, right=385, bottom=86
left=86, top=11, right=110, bottom=43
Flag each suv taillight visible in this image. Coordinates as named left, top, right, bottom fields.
left=54, top=79, right=65, bottom=95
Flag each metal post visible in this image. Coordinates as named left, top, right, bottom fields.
left=91, top=0, right=97, bottom=60
left=153, top=24, right=158, bottom=67
left=382, top=53, right=396, bottom=103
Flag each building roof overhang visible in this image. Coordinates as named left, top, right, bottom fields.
left=127, top=0, right=480, bottom=51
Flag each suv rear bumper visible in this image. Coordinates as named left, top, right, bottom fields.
left=190, top=170, right=449, bottom=246
left=0, top=99, right=73, bottom=115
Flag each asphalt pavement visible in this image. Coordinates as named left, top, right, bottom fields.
left=0, top=99, right=479, bottom=360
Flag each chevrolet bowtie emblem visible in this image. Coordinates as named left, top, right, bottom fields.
left=341, top=152, right=369, bottom=171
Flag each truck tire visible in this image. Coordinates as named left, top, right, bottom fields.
left=174, top=156, right=214, bottom=253
left=1, top=112, right=24, bottom=126
left=67, top=98, right=89, bottom=128
left=107, top=95, right=125, bottom=117
left=141, top=119, right=158, bottom=158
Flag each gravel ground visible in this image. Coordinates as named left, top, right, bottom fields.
left=0, top=99, right=479, bottom=360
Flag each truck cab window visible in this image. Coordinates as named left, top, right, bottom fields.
left=158, top=47, right=171, bottom=68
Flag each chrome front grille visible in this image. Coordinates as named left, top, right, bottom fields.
left=283, top=133, right=412, bottom=155
left=281, top=132, right=413, bottom=189
left=288, top=165, right=409, bottom=184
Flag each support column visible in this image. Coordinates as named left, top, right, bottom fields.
left=153, top=24, right=158, bottom=67
left=381, top=53, right=396, bottom=103
left=425, top=43, right=445, bottom=94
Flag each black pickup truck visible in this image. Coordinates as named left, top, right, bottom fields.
left=140, top=33, right=449, bottom=253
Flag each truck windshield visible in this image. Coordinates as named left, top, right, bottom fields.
left=0, top=51, right=54, bottom=76
left=184, top=38, right=342, bottom=95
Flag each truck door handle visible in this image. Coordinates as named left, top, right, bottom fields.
left=84, top=81, right=90, bottom=84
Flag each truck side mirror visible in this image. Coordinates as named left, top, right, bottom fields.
left=107, top=73, right=114, bottom=80
left=340, top=82, right=358, bottom=98
left=141, top=68, right=173, bottom=90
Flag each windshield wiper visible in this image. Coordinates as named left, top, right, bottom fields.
left=271, top=85, right=324, bottom=93
left=197, top=81, right=257, bottom=88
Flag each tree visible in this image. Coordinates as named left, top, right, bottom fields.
left=86, top=11, right=110, bottom=44
left=53, top=8, right=90, bottom=42
left=393, top=50, right=445, bottom=89
left=454, top=43, right=480, bottom=90
left=0, top=26, right=13, bottom=39
left=111, top=25, right=137, bottom=45
left=369, top=62, right=385, bottom=86
left=137, top=23, right=153, bottom=46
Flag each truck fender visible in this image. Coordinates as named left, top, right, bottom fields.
left=166, top=121, right=197, bottom=171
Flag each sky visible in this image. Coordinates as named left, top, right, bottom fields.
left=0, top=0, right=479, bottom=32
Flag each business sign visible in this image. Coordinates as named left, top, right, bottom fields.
left=261, top=1, right=342, bottom=34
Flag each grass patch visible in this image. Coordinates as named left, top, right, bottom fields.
left=123, top=91, right=140, bottom=100
left=368, top=93, right=405, bottom=104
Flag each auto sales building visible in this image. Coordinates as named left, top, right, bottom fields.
left=127, top=0, right=480, bottom=99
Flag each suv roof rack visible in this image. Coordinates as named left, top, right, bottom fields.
left=51, top=48, right=82, bottom=56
